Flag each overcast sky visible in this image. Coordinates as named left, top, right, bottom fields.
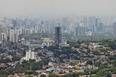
left=0, top=0, right=116, bottom=16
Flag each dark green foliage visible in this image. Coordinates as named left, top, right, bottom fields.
left=94, top=62, right=101, bottom=67
left=93, top=51, right=100, bottom=55
left=40, top=74, right=46, bottom=77
left=0, top=58, right=49, bottom=75
left=100, top=39, right=116, bottom=50
left=48, top=73, right=60, bottom=77
left=0, top=58, right=11, bottom=63
left=87, top=60, right=92, bottom=65
left=113, top=60, right=116, bottom=67
left=12, top=55, right=21, bottom=62
left=73, top=44, right=80, bottom=48
left=25, top=76, right=33, bottom=77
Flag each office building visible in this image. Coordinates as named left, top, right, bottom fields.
left=0, top=33, right=7, bottom=47
left=0, top=33, right=7, bottom=41
left=75, top=26, right=86, bottom=36
left=88, top=17, right=96, bottom=30
left=113, top=23, right=116, bottom=35
left=12, top=20, right=17, bottom=28
left=10, top=29, right=18, bottom=43
left=95, top=18, right=99, bottom=32
left=95, top=18, right=98, bottom=28
left=55, top=27, right=61, bottom=45
left=99, top=23, right=103, bottom=32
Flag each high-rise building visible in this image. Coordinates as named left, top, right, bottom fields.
left=99, top=23, right=103, bottom=32
left=26, top=49, right=36, bottom=60
left=10, top=29, right=18, bottom=43
left=12, top=20, right=17, bottom=28
left=88, top=17, right=99, bottom=32
left=0, top=33, right=7, bottom=46
left=88, top=17, right=96, bottom=30
left=95, top=18, right=99, bottom=32
left=83, top=17, right=87, bottom=26
left=0, top=33, right=7, bottom=41
left=113, top=23, right=116, bottom=35
left=55, top=27, right=61, bottom=45
left=75, top=26, right=86, bottom=36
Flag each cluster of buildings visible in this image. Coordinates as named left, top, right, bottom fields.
left=5, top=41, right=116, bottom=77
left=0, top=17, right=69, bottom=48
left=0, top=16, right=116, bottom=41
left=0, top=35, right=116, bottom=77
left=0, top=16, right=116, bottom=77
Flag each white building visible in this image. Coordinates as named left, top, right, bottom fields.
left=0, top=33, right=7, bottom=46
left=0, top=33, right=7, bottom=41
left=86, top=31, right=92, bottom=36
left=20, top=49, right=41, bottom=63
left=59, top=42, right=69, bottom=47
left=10, top=29, right=18, bottom=43
left=25, top=41, right=43, bottom=48
left=26, top=49, right=36, bottom=60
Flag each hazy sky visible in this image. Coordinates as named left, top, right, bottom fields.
left=0, top=0, right=116, bottom=16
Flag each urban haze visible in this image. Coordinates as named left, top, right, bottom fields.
left=0, top=0, right=116, bottom=77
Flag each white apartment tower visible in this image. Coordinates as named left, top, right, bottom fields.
left=0, top=33, right=7, bottom=41
left=26, top=49, right=36, bottom=60
left=10, top=29, right=18, bottom=43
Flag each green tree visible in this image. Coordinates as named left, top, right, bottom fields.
left=48, top=73, right=60, bottom=77
left=12, top=55, right=21, bottom=62
left=87, top=60, right=92, bottom=65
left=113, top=60, right=116, bottom=66
left=40, top=74, right=46, bottom=77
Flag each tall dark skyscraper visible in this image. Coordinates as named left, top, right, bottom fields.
left=99, top=23, right=103, bottom=32
left=12, top=20, right=17, bottom=29
left=55, top=27, right=61, bottom=45
left=95, top=18, right=98, bottom=27
left=95, top=18, right=98, bottom=30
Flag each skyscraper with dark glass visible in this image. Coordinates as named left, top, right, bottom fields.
left=12, top=20, right=17, bottom=29
left=55, top=27, right=61, bottom=45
